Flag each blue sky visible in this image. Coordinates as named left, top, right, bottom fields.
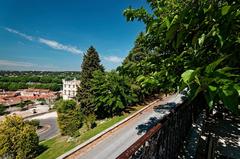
left=0, top=0, right=147, bottom=71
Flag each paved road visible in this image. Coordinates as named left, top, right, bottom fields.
left=0, top=105, right=50, bottom=121
left=30, top=112, right=59, bottom=141
left=66, top=94, right=184, bottom=159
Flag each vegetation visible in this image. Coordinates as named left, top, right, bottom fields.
left=116, top=0, right=239, bottom=114
left=0, top=104, right=6, bottom=115
left=182, top=56, right=240, bottom=115
left=26, top=119, right=41, bottom=129
left=67, top=0, right=239, bottom=141
left=91, top=70, right=138, bottom=117
left=56, top=100, right=83, bottom=137
left=0, top=71, right=80, bottom=91
left=0, top=115, right=39, bottom=159
left=15, top=100, right=34, bottom=110
left=8, top=0, right=240, bottom=158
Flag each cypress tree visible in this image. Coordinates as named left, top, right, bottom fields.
left=77, top=46, right=104, bottom=115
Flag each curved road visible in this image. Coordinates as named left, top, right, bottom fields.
left=63, top=94, right=184, bottom=159
left=30, top=112, right=59, bottom=141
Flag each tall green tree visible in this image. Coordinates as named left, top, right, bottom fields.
left=77, top=46, right=104, bottom=115
left=0, top=115, right=39, bottom=159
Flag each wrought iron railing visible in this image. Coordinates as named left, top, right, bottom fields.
left=117, top=101, right=202, bottom=159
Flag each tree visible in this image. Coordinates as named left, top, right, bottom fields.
left=90, top=71, right=138, bottom=117
left=77, top=46, right=104, bottom=115
left=56, top=100, right=83, bottom=137
left=0, top=115, right=39, bottom=159
left=122, top=0, right=240, bottom=96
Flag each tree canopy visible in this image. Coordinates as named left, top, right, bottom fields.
left=0, top=115, right=39, bottom=159
left=120, top=0, right=239, bottom=113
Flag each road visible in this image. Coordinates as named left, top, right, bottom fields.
left=30, top=112, right=59, bottom=141
left=65, top=94, right=184, bottom=159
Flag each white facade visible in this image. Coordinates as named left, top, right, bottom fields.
left=62, top=79, right=80, bottom=100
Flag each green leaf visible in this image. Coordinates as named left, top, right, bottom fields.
left=216, top=67, right=239, bottom=73
left=136, top=75, right=145, bottom=82
left=221, top=5, right=231, bottom=16
left=205, top=85, right=217, bottom=109
left=217, top=34, right=223, bottom=47
left=188, top=85, right=202, bottom=102
left=204, top=93, right=214, bottom=109
left=170, top=15, right=179, bottom=26
left=237, top=37, right=240, bottom=44
left=203, top=4, right=212, bottom=14
left=198, top=33, right=205, bottom=47
left=164, top=17, right=170, bottom=29
left=234, top=84, right=240, bottom=95
left=181, top=70, right=195, bottom=84
left=176, top=31, right=184, bottom=48
left=166, top=24, right=178, bottom=41
left=219, top=86, right=239, bottom=114
left=116, top=100, right=124, bottom=109
left=205, top=55, right=230, bottom=74
left=209, top=85, right=217, bottom=92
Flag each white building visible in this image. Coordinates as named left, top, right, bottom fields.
left=62, top=79, right=80, bottom=100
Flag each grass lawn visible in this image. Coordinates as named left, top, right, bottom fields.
left=36, top=104, right=145, bottom=159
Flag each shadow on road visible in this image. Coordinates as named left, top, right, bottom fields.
left=136, top=117, right=159, bottom=135
left=135, top=102, right=177, bottom=135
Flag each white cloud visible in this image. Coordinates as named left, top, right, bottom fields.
left=0, top=59, right=59, bottom=71
left=4, top=27, right=34, bottom=41
left=0, top=60, right=34, bottom=67
left=38, top=38, right=82, bottom=55
left=104, top=56, right=123, bottom=63
left=4, top=27, right=82, bottom=55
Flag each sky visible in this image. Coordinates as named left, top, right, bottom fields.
left=0, top=0, right=147, bottom=71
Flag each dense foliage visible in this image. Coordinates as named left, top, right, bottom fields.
left=182, top=56, right=240, bottom=115
left=0, top=115, right=39, bottom=159
left=90, top=70, right=138, bottom=117
left=56, top=100, right=83, bottom=137
left=117, top=0, right=240, bottom=113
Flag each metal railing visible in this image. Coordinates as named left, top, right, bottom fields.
left=117, top=101, right=201, bottom=159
